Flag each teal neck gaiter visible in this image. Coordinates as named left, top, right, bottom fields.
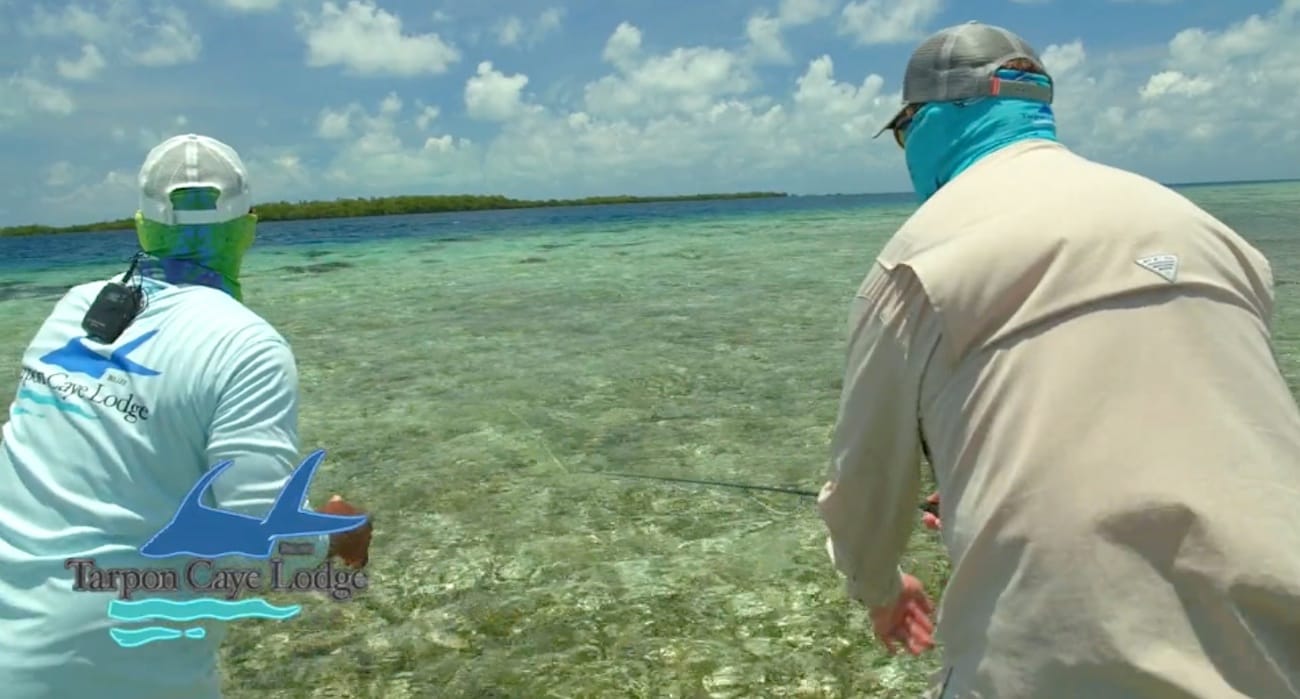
left=903, top=70, right=1058, bottom=203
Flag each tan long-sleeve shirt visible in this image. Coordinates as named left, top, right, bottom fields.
left=818, top=140, right=1300, bottom=698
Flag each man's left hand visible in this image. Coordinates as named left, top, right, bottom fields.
left=867, top=573, right=935, bottom=655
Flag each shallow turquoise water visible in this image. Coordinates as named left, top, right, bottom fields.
left=1, top=182, right=1298, bottom=697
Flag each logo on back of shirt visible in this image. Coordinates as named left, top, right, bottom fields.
left=10, top=329, right=161, bottom=423
left=62, top=450, right=370, bottom=649
left=40, top=330, right=161, bottom=378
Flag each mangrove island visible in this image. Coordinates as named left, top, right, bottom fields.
left=0, top=191, right=788, bottom=237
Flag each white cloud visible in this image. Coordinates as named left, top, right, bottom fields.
left=287, top=45, right=898, bottom=199
left=26, top=4, right=116, bottom=43
left=476, top=53, right=897, bottom=192
left=316, top=105, right=357, bottom=139
left=744, top=0, right=837, bottom=65
left=1041, top=40, right=1086, bottom=75
left=496, top=16, right=526, bottom=47
left=495, top=7, right=564, bottom=48
left=215, top=0, right=282, bottom=10
left=56, top=44, right=107, bottom=80
left=1125, top=1, right=1300, bottom=147
left=601, top=22, right=643, bottom=69
left=26, top=1, right=201, bottom=67
left=415, top=104, right=440, bottom=130
left=38, top=169, right=137, bottom=223
left=127, top=7, right=201, bottom=66
left=585, top=22, right=756, bottom=118
left=0, top=76, right=76, bottom=126
left=537, top=8, right=565, bottom=34
left=779, top=0, right=839, bottom=24
left=745, top=13, right=791, bottom=64
left=1139, top=70, right=1213, bottom=99
left=839, top=0, right=942, bottom=45
left=14, top=1, right=1300, bottom=227
left=298, top=0, right=461, bottom=76
left=309, top=94, right=478, bottom=193
left=465, top=62, right=533, bottom=122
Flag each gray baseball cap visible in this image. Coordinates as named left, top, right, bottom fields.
left=874, top=21, right=1053, bottom=138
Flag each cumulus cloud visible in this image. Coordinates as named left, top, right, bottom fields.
left=745, top=13, right=791, bottom=64
left=744, top=0, right=838, bottom=64
left=415, top=105, right=440, bottom=130
left=214, top=0, right=282, bottom=10
left=465, top=62, right=534, bottom=122
left=779, top=0, right=839, bottom=24
left=38, top=169, right=138, bottom=223
left=299, top=3, right=1300, bottom=199
left=839, top=0, right=943, bottom=45
left=287, top=17, right=901, bottom=200
left=1128, top=1, right=1300, bottom=149
left=12, top=1, right=1300, bottom=225
left=55, top=44, right=106, bottom=80
left=298, top=0, right=460, bottom=76
left=495, top=8, right=564, bottom=48
left=25, top=1, right=201, bottom=67
left=584, top=23, right=756, bottom=118
left=0, top=75, right=76, bottom=128
left=307, top=93, right=477, bottom=194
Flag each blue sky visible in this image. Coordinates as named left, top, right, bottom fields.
left=1, top=0, right=1297, bottom=227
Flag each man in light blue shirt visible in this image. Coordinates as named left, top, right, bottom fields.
left=0, top=134, right=371, bottom=698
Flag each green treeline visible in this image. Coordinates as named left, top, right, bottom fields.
left=0, top=191, right=788, bottom=238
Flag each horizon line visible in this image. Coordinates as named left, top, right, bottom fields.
left=3, top=175, right=1297, bottom=233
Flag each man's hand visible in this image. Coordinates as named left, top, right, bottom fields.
left=319, top=495, right=373, bottom=568
left=921, top=492, right=941, bottom=531
left=868, top=573, right=935, bottom=655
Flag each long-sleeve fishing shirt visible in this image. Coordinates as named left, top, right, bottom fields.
left=817, top=139, right=1300, bottom=698
left=0, top=278, right=330, bottom=699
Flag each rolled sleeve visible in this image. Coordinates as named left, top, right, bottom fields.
left=817, top=263, right=940, bottom=608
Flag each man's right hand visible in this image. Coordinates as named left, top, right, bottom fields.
left=319, top=495, right=373, bottom=568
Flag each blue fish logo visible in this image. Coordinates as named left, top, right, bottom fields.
left=139, top=450, right=369, bottom=559
left=40, top=330, right=161, bottom=379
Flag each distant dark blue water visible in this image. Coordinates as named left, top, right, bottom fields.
left=0, top=194, right=913, bottom=272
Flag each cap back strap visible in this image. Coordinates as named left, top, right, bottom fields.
left=982, top=76, right=1053, bottom=103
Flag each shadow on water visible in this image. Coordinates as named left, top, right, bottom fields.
left=276, top=261, right=355, bottom=275
left=0, top=280, right=70, bottom=302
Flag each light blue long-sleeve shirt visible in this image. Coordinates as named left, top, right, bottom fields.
left=0, top=277, right=328, bottom=699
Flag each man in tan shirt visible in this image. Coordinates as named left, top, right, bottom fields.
left=816, top=20, right=1300, bottom=698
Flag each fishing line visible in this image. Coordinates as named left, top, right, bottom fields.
left=508, top=406, right=571, bottom=474
left=589, top=470, right=939, bottom=515
left=593, top=470, right=819, bottom=497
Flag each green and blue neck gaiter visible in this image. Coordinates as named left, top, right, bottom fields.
left=134, top=188, right=256, bottom=301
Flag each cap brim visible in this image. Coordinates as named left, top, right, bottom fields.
left=873, top=105, right=908, bottom=140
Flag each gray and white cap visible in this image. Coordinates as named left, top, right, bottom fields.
left=874, top=21, right=1053, bottom=138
